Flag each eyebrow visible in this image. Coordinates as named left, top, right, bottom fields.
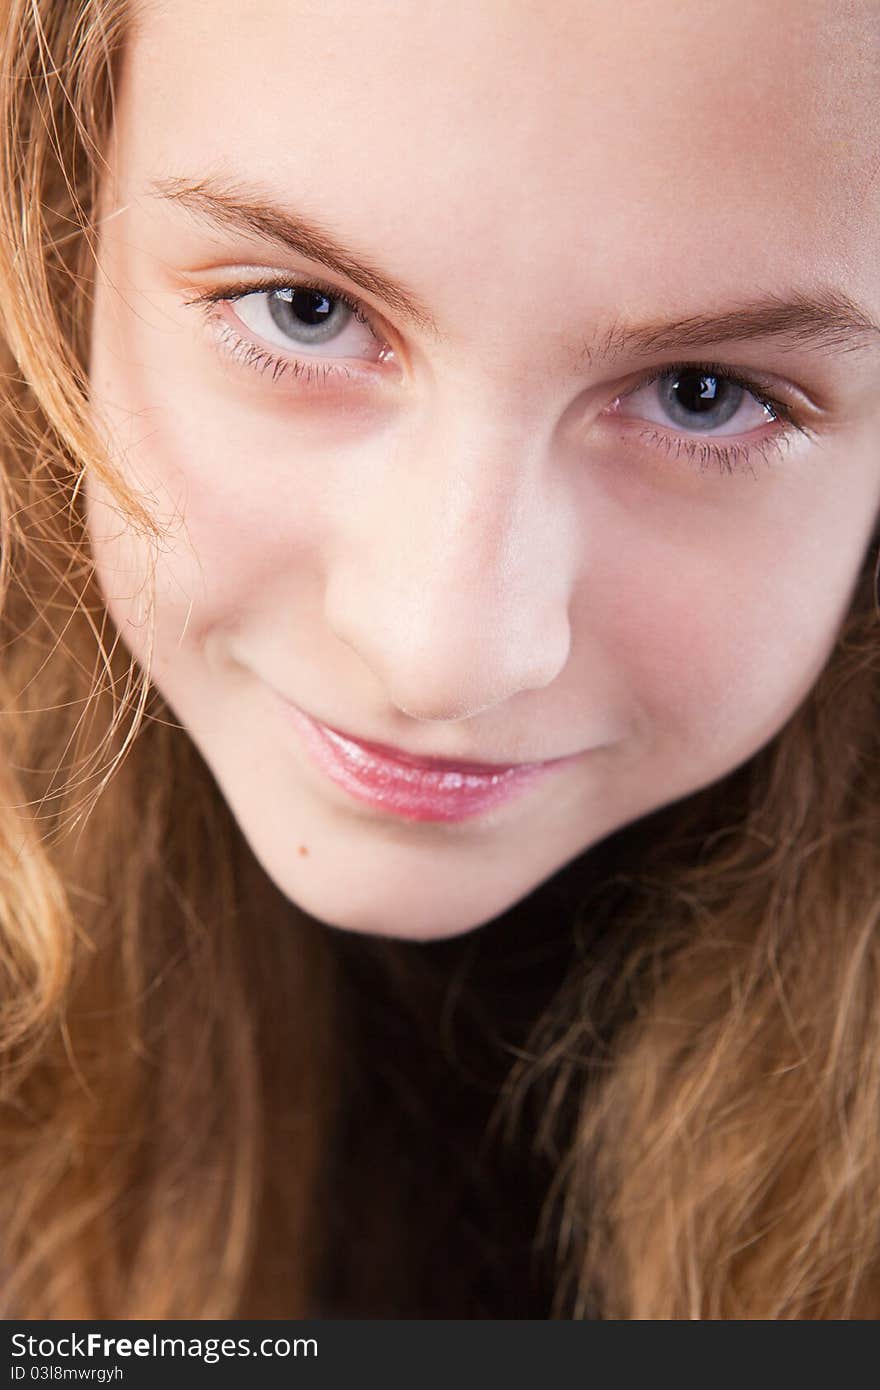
left=150, top=173, right=439, bottom=335
left=149, top=173, right=880, bottom=366
left=586, top=291, right=880, bottom=368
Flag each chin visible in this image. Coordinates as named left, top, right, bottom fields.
left=276, top=872, right=507, bottom=943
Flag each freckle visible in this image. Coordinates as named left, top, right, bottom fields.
left=298, top=844, right=309, bottom=856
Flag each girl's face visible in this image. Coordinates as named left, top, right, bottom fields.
left=86, top=0, right=880, bottom=940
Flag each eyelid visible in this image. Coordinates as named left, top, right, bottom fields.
left=623, top=358, right=830, bottom=430
left=613, top=359, right=788, bottom=421
left=182, top=270, right=402, bottom=388
left=182, top=270, right=390, bottom=342
left=595, top=360, right=819, bottom=479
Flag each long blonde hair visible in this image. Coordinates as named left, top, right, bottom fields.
left=1, top=0, right=879, bottom=1319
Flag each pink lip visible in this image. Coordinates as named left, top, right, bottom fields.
left=278, top=699, right=569, bottom=823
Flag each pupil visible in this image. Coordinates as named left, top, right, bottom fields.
left=288, top=288, right=333, bottom=325
left=673, top=371, right=725, bottom=414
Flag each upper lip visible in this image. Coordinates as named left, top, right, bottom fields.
left=324, top=724, right=550, bottom=772
left=284, top=697, right=566, bottom=771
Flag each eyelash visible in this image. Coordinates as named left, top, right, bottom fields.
left=188, top=274, right=377, bottom=389
left=186, top=275, right=811, bottom=476
left=617, top=359, right=807, bottom=477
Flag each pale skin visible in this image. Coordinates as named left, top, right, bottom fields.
left=86, top=0, right=880, bottom=940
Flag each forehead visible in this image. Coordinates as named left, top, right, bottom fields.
left=119, top=0, right=879, bottom=320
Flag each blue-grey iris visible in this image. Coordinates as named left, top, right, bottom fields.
left=267, top=287, right=349, bottom=344
left=661, top=370, right=742, bottom=429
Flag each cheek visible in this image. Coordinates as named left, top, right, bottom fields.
left=86, top=343, right=337, bottom=675
left=87, top=265, right=358, bottom=658
left=580, top=411, right=880, bottom=783
left=593, top=521, right=858, bottom=775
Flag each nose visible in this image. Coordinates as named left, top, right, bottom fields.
left=323, top=406, right=574, bottom=722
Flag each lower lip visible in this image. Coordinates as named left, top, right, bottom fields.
left=279, top=700, right=565, bottom=823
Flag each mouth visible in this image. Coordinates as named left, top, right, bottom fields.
left=276, top=698, right=574, bottom=823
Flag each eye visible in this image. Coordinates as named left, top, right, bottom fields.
left=610, top=364, right=781, bottom=436
left=599, top=360, right=812, bottom=477
left=229, top=284, right=386, bottom=363
left=184, top=273, right=396, bottom=389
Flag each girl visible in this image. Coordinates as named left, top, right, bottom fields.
left=0, top=0, right=878, bottom=1318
